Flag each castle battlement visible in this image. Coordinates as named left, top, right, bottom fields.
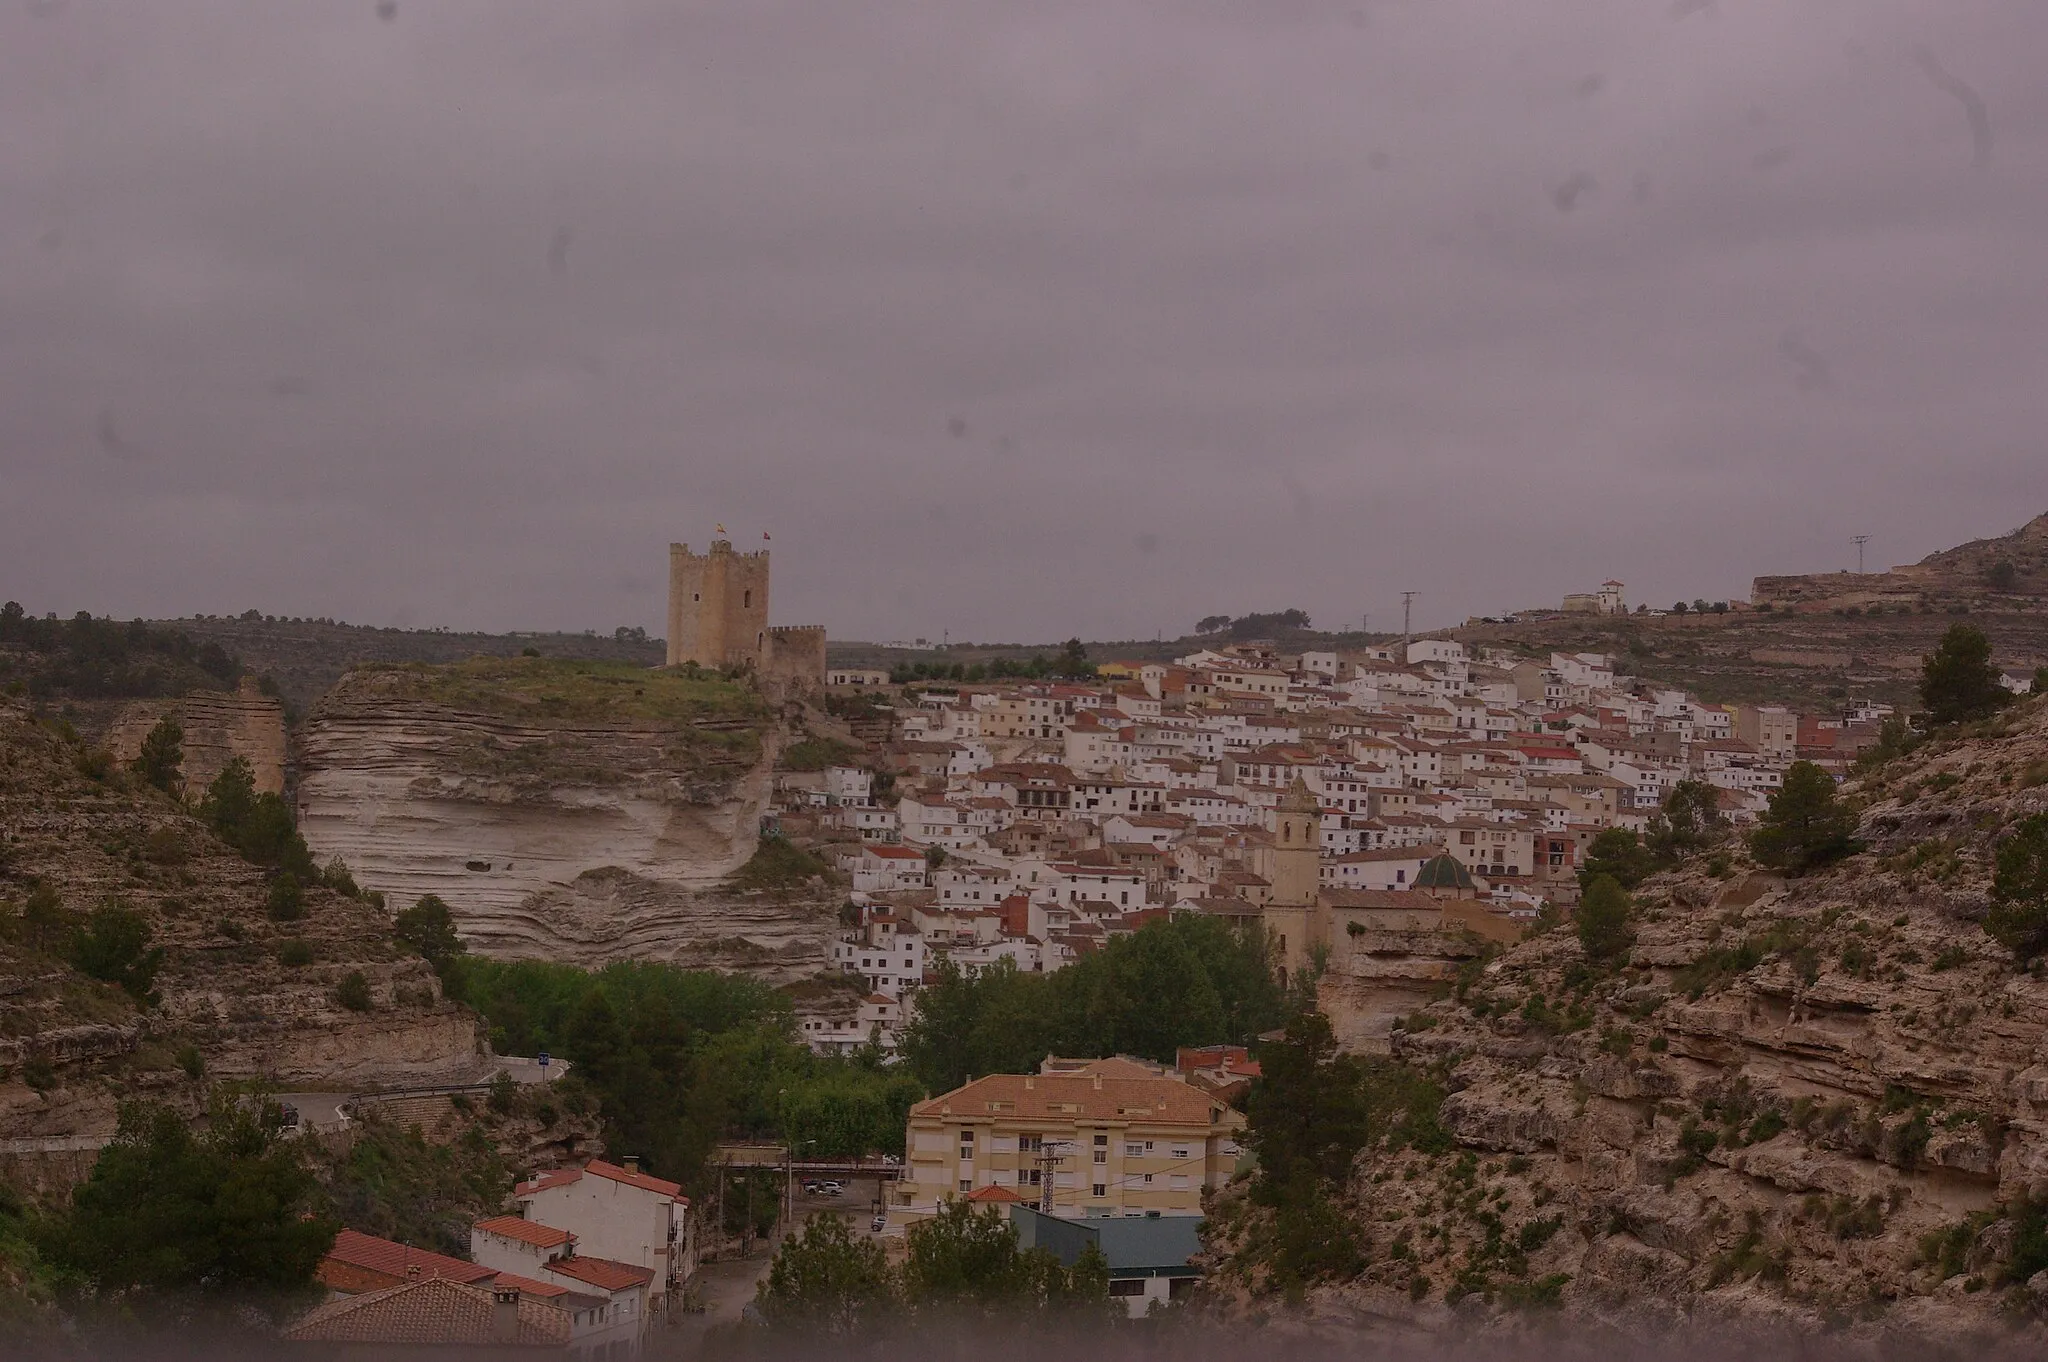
left=665, top=537, right=824, bottom=686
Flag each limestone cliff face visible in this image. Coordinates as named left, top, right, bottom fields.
left=297, top=678, right=833, bottom=973
left=1214, top=698, right=2048, bottom=1344
left=101, top=678, right=289, bottom=795
left=0, top=697, right=484, bottom=1143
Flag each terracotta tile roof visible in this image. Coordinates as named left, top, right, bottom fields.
left=475, top=1215, right=574, bottom=1249
left=487, top=1272, right=573, bottom=1299
left=544, top=1255, right=654, bottom=1293
left=321, top=1229, right=495, bottom=1291
left=965, top=1184, right=1026, bottom=1203
left=912, top=1059, right=1234, bottom=1128
left=284, top=1277, right=570, bottom=1347
left=514, top=1168, right=582, bottom=1197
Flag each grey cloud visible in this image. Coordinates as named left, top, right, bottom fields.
left=2, top=1, right=2046, bottom=643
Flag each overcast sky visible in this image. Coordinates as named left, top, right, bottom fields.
left=3, top=1, right=2044, bottom=643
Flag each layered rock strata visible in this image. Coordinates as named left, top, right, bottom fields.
left=297, top=690, right=833, bottom=972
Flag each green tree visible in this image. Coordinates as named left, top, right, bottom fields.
left=67, top=901, right=164, bottom=1003
left=1243, top=1010, right=1369, bottom=1193
left=130, top=717, right=185, bottom=795
left=1855, top=713, right=1920, bottom=772
left=1575, top=875, right=1634, bottom=964
left=1650, top=780, right=1724, bottom=859
left=1750, top=761, right=1859, bottom=875
left=1986, top=559, right=2019, bottom=593
left=200, top=758, right=317, bottom=878
left=2034, top=666, right=2048, bottom=696
left=44, top=1095, right=336, bottom=1316
left=1920, top=624, right=2013, bottom=726
left=1984, top=813, right=2048, bottom=963
left=198, top=758, right=258, bottom=841
left=755, top=1212, right=897, bottom=1335
left=899, top=1200, right=1103, bottom=1314
left=1578, top=828, right=1659, bottom=891
left=1054, top=638, right=1095, bottom=679
left=393, top=894, right=467, bottom=978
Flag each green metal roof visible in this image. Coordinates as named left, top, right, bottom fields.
left=1414, top=853, right=1475, bottom=889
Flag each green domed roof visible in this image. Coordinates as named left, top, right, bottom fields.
left=1414, top=854, right=1475, bottom=890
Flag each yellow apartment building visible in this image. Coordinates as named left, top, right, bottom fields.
left=889, top=1058, right=1245, bottom=1227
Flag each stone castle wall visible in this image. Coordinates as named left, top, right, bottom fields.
left=765, top=625, right=827, bottom=688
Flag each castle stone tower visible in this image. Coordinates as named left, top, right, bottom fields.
left=666, top=539, right=771, bottom=669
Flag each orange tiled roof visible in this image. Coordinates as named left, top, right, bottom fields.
left=475, top=1215, right=574, bottom=1250
left=283, top=1277, right=570, bottom=1347
left=516, top=1158, right=683, bottom=1202
left=965, top=1184, right=1026, bottom=1203
left=911, top=1058, right=1234, bottom=1128
left=320, top=1229, right=495, bottom=1292
left=545, top=1255, right=654, bottom=1293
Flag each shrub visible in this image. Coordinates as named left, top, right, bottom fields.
left=322, top=858, right=361, bottom=898
left=142, top=826, right=189, bottom=865
left=278, top=939, right=315, bottom=968
left=1984, top=813, right=2048, bottom=962
left=268, top=872, right=306, bottom=922
left=67, top=901, right=164, bottom=1003
left=175, top=1044, right=205, bottom=1080
left=336, top=970, right=374, bottom=1012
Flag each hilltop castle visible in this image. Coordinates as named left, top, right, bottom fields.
left=665, top=538, right=825, bottom=685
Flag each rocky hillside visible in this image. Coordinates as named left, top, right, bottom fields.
left=1221, top=694, right=2048, bottom=1344
left=297, top=658, right=839, bottom=976
left=0, top=696, right=485, bottom=1145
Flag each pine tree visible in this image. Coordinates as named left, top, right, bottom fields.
left=1750, top=761, right=1859, bottom=874
left=1920, top=624, right=2012, bottom=725
left=1575, top=875, right=1634, bottom=963
left=130, top=717, right=184, bottom=794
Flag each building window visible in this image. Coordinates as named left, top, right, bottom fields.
left=960, top=1179, right=972, bottom=1193
left=743, top=590, right=752, bottom=608
left=1093, top=1184, right=1108, bottom=1199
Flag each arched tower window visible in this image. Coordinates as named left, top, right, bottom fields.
left=743, top=590, right=752, bottom=608
left=1282, top=821, right=1292, bottom=844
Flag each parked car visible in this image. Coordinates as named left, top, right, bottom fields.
left=871, top=1214, right=887, bottom=1233
left=818, top=1180, right=844, bottom=1196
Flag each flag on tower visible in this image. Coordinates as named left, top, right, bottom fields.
left=763, top=530, right=772, bottom=541
left=715, top=523, right=727, bottom=535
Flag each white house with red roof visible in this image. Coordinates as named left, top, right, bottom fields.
left=850, top=842, right=930, bottom=892
left=513, top=1160, right=692, bottom=1303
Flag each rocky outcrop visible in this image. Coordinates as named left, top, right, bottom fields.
left=1213, top=697, right=2048, bottom=1344
left=100, top=677, right=289, bottom=794
left=296, top=671, right=834, bottom=972
left=0, top=696, right=485, bottom=1143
